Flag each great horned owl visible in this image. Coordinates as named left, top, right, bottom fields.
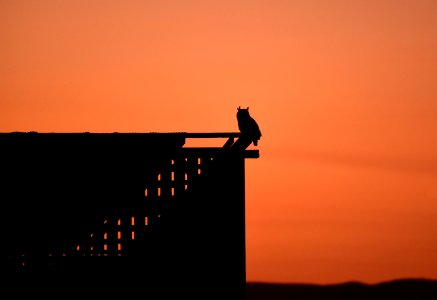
left=236, top=106, right=262, bottom=146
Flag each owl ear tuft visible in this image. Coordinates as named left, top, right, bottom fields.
left=238, top=106, right=241, bottom=110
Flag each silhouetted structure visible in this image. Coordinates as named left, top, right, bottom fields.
left=1, top=132, right=259, bottom=298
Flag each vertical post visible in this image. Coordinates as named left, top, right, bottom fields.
left=206, top=152, right=247, bottom=298
left=241, top=156, right=247, bottom=290
left=232, top=155, right=247, bottom=298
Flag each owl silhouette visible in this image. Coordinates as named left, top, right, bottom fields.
left=236, top=106, right=262, bottom=146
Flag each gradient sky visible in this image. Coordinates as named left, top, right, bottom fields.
left=1, top=0, right=437, bottom=284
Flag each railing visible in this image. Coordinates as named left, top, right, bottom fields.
left=47, top=133, right=258, bottom=259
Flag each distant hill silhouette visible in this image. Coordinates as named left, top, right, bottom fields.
left=246, top=279, right=437, bottom=300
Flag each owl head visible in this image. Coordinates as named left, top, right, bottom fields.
left=237, top=106, right=250, bottom=118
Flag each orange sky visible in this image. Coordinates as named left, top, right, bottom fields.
left=1, top=0, right=437, bottom=284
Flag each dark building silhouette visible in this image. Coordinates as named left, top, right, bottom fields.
left=1, top=132, right=259, bottom=298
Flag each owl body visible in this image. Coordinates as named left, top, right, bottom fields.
left=236, top=107, right=261, bottom=146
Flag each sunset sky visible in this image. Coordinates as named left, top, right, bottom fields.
left=1, top=0, right=437, bottom=284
